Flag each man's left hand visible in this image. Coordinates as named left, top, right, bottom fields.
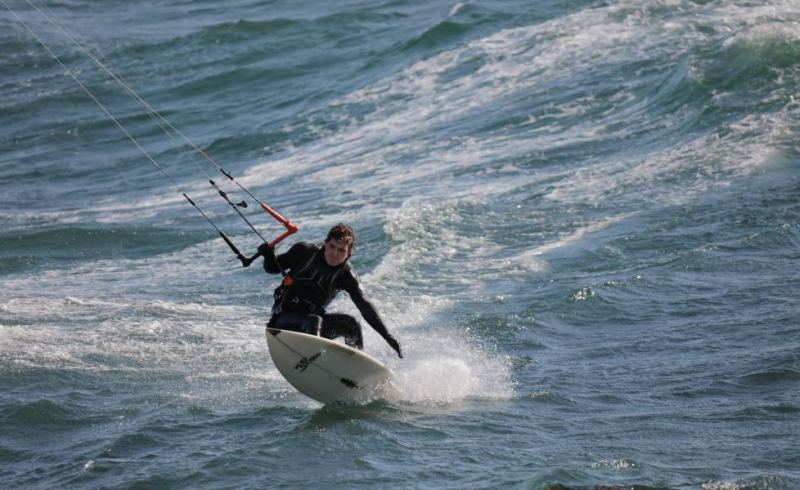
left=385, top=335, right=403, bottom=359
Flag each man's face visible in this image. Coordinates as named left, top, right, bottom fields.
left=324, top=238, right=351, bottom=266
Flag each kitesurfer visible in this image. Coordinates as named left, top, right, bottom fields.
left=258, top=223, right=403, bottom=358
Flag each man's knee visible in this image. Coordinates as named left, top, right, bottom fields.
left=271, top=312, right=322, bottom=337
left=304, top=314, right=322, bottom=336
left=337, top=316, right=364, bottom=348
left=321, top=314, right=363, bottom=348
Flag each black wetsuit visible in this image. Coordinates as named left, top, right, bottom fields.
left=263, top=241, right=392, bottom=349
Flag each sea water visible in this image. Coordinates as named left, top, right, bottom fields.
left=1, top=0, right=798, bottom=488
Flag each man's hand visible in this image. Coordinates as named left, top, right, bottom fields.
left=385, top=335, right=403, bottom=359
left=257, top=241, right=275, bottom=258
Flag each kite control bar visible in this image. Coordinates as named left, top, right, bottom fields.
left=235, top=203, right=299, bottom=268
left=261, top=203, right=299, bottom=248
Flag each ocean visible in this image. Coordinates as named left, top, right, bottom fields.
left=1, top=0, right=798, bottom=488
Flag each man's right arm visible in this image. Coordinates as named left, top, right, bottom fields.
left=260, top=242, right=302, bottom=274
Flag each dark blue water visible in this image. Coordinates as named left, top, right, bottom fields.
left=1, top=0, right=799, bottom=488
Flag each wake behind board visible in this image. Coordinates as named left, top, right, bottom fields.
left=265, top=328, right=395, bottom=404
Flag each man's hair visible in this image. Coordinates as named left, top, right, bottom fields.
left=325, top=223, right=356, bottom=249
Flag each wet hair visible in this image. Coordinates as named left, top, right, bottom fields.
left=325, top=223, right=356, bottom=250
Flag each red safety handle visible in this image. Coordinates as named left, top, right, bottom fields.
left=261, top=203, right=299, bottom=247
left=238, top=202, right=299, bottom=268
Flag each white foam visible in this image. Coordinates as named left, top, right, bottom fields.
left=387, top=332, right=515, bottom=405
left=238, top=1, right=670, bottom=211
left=530, top=212, right=637, bottom=257
left=449, top=2, right=466, bottom=17
left=591, top=458, right=639, bottom=470
left=241, top=0, right=799, bottom=218
left=15, top=0, right=796, bottom=231
left=0, top=237, right=284, bottom=407
left=330, top=283, right=515, bottom=405
left=723, top=20, right=800, bottom=50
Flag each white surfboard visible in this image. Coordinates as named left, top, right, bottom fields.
left=265, top=328, right=395, bottom=404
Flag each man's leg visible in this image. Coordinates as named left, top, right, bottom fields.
left=270, top=312, right=322, bottom=336
left=320, top=313, right=364, bottom=349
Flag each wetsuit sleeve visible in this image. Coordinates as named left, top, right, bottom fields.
left=341, top=270, right=391, bottom=340
left=262, top=242, right=305, bottom=274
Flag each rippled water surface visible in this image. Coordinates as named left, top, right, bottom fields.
left=1, top=0, right=799, bottom=488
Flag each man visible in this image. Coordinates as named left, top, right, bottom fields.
left=257, top=223, right=403, bottom=358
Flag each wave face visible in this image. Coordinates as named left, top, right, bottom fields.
left=1, top=0, right=799, bottom=488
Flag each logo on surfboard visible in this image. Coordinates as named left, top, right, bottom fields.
left=294, top=352, right=321, bottom=372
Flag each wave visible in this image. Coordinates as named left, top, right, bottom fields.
left=8, top=0, right=797, bottom=242
left=2, top=399, right=79, bottom=427
left=239, top=0, right=799, bottom=222
left=400, top=19, right=472, bottom=54
left=737, top=368, right=800, bottom=385
left=0, top=225, right=201, bottom=274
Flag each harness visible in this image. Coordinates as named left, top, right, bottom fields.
left=272, top=248, right=348, bottom=315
